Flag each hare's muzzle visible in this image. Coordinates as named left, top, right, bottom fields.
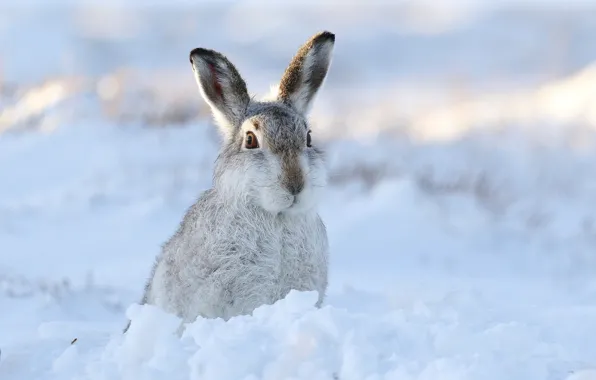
left=280, top=153, right=305, bottom=196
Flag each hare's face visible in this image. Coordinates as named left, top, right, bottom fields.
left=226, top=103, right=327, bottom=214
left=189, top=31, right=334, bottom=213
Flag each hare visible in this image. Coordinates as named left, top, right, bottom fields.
left=125, top=31, right=335, bottom=331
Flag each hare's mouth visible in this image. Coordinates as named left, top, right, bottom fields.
left=284, top=194, right=307, bottom=213
left=277, top=195, right=298, bottom=211
left=279, top=196, right=297, bottom=211
left=268, top=190, right=316, bottom=215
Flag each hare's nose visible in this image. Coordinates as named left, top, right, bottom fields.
left=287, top=181, right=304, bottom=196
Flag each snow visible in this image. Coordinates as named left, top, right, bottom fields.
left=2, top=1, right=596, bottom=379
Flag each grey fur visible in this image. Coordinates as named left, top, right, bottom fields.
left=124, top=31, right=335, bottom=332
left=189, top=47, right=251, bottom=136
left=278, top=31, right=335, bottom=114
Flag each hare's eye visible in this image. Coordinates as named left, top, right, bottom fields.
left=306, top=130, right=312, bottom=147
left=245, top=131, right=259, bottom=149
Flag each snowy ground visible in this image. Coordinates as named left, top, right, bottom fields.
left=3, top=1, right=596, bottom=379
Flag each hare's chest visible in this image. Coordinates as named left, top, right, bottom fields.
left=275, top=215, right=327, bottom=296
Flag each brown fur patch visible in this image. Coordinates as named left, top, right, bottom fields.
left=278, top=31, right=335, bottom=109
left=281, top=151, right=305, bottom=195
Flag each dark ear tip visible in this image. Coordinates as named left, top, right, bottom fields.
left=189, top=47, right=216, bottom=64
left=314, top=31, right=335, bottom=44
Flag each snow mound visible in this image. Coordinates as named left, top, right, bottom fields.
left=2, top=289, right=595, bottom=380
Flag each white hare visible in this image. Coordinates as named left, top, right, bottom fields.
left=125, top=31, right=335, bottom=330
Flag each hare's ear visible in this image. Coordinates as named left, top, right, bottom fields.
left=277, top=31, right=335, bottom=115
left=190, top=48, right=250, bottom=139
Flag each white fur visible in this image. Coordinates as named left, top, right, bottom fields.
left=146, top=198, right=328, bottom=322
left=130, top=32, right=335, bottom=331
left=143, top=128, right=329, bottom=324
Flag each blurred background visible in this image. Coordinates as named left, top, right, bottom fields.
left=3, top=0, right=596, bottom=137
left=3, top=0, right=596, bottom=350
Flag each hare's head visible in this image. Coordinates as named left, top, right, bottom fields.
left=190, top=31, right=335, bottom=214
